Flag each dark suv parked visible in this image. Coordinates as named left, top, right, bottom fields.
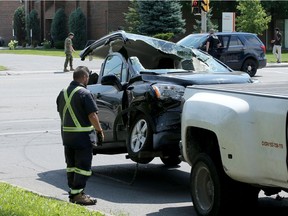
left=80, top=31, right=252, bottom=166
left=177, top=32, right=267, bottom=77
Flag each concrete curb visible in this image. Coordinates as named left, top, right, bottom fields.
left=266, top=63, right=288, bottom=68
left=0, top=70, right=67, bottom=76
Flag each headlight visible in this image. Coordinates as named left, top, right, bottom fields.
left=152, top=84, right=185, bottom=101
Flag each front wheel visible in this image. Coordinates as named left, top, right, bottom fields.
left=127, top=114, right=154, bottom=164
left=241, top=59, right=258, bottom=77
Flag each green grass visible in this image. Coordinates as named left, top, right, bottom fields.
left=0, top=182, right=105, bottom=216
left=266, top=50, right=288, bottom=63
left=0, top=65, right=7, bottom=71
left=0, top=48, right=81, bottom=58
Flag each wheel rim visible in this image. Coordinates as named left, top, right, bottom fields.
left=130, top=119, right=147, bottom=153
left=243, top=60, right=257, bottom=76
left=247, top=65, right=252, bottom=71
left=194, top=164, right=214, bottom=212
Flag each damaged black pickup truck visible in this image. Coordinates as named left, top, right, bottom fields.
left=79, top=31, right=253, bottom=166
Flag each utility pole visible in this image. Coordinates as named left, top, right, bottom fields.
left=201, top=10, right=207, bottom=33
left=200, top=0, right=210, bottom=33
left=191, top=0, right=209, bottom=33
left=24, top=0, right=29, bottom=44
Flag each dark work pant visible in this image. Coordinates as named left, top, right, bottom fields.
left=64, top=53, right=73, bottom=68
left=64, top=146, right=93, bottom=195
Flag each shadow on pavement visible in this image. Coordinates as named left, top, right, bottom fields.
left=37, top=162, right=288, bottom=216
left=38, top=162, right=191, bottom=204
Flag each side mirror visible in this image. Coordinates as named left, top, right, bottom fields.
left=101, top=74, right=122, bottom=91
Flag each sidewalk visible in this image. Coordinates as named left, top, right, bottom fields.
left=266, top=62, right=288, bottom=68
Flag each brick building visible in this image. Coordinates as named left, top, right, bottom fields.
left=0, top=1, right=286, bottom=50
left=0, top=0, right=130, bottom=45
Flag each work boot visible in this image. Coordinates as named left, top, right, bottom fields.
left=69, top=192, right=97, bottom=205
left=64, top=68, right=69, bottom=72
left=70, top=67, right=75, bottom=71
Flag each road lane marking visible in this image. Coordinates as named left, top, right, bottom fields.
left=0, top=129, right=60, bottom=136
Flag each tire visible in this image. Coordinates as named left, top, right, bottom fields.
left=241, top=59, right=258, bottom=77
left=190, top=153, right=222, bottom=216
left=127, top=114, right=154, bottom=164
left=160, top=156, right=181, bottom=166
left=190, top=153, right=259, bottom=216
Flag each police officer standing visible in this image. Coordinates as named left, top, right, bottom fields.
left=56, top=66, right=104, bottom=205
left=206, top=29, right=221, bottom=58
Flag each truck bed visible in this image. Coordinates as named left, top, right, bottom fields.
left=186, top=81, right=288, bottom=99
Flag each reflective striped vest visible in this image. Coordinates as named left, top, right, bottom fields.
left=62, top=86, right=94, bottom=132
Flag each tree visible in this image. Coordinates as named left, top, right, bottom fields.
left=138, top=0, right=185, bottom=37
left=236, top=0, right=271, bottom=35
left=28, top=9, right=41, bottom=46
left=193, top=8, right=218, bottom=33
left=13, top=6, right=25, bottom=45
left=124, top=0, right=140, bottom=33
left=69, top=7, right=87, bottom=50
left=261, top=1, right=288, bottom=34
left=51, top=8, right=67, bottom=49
left=261, top=1, right=288, bottom=19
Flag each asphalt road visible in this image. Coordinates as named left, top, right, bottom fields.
left=0, top=54, right=288, bottom=216
left=0, top=53, right=103, bottom=74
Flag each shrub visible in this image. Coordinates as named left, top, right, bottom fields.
left=69, top=7, right=87, bottom=50
left=28, top=9, right=41, bottom=45
left=32, top=40, right=39, bottom=48
left=153, top=32, right=174, bottom=41
left=51, top=8, right=67, bottom=47
left=54, top=40, right=64, bottom=49
left=13, top=6, right=25, bottom=45
left=8, top=40, right=18, bottom=50
left=22, top=41, right=27, bottom=48
left=42, top=39, right=51, bottom=49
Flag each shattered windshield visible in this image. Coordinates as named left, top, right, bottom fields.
left=125, top=33, right=194, bottom=60
left=82, top=31, right=232, bottom=74
left=190, top=49, right=232, bottom=73
left=125, top=33, right=230, bottom=73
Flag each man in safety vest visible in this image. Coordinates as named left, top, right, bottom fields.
left=56, top=66, right=104, bottom=205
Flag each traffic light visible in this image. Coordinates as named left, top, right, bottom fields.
left=192, top=0, right=198, bottom=7
left=201, top=0, right=210, bottom=12
left=191, top=0, right=200, bottom=14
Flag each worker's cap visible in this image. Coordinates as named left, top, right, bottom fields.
left=68, top=32, right=74, bottom=36
left=275, top=28, right=279, bottom=31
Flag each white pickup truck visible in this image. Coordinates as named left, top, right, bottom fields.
left=180, top=82, right=288, bottom=216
